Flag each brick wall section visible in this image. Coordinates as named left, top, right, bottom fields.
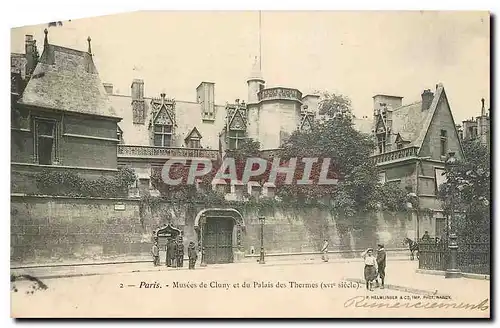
left=11, top=195, right=414, bottom=264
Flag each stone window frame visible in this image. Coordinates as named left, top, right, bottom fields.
left=32, top=117, right=60, bottom=165
left=228, top=130, right=245, bottom=150
left=440, top=129, right=448, bottom=157
left=153, top=124, right=173, bottom=147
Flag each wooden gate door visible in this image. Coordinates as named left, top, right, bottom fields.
left=204, top=217, right=234, bottom=264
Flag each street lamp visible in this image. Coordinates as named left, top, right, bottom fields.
left=445, top=151, right=461, bottom=278
left=200, top=215, right=207, bottom=267
left=406, top=191, right=418, bottom=241
left=259, top=216, right=266, bottom=264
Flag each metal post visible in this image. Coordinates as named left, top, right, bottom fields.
left=445, top=152, right=462, bottom=278
left=259, top=216, right=265, bottom=264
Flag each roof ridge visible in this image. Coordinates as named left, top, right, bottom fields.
left=392, top=100, right=422, bottom=112
left=49, top=44, right=89, bottom=57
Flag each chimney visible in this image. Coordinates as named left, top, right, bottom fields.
left=481, top=98, right=485, bottom=117
left=25, top=35, right=37, bottom=77
left=103, top=83, right=113, bottom=95
left=131, top=79, right=144, bottom=100
left=421, top=89, right=434, bottom=111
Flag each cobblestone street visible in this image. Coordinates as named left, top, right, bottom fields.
left=11, top=260, right=490, bottom=318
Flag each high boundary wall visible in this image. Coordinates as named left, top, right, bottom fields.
left=11, top=195, right=414, bottom=265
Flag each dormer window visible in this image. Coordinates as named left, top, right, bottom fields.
left=377, top=133, right=386, bottom=154
left=185, top=127, right=202, bottom=149
left=154, top=124, right=172, bottom=147
left=228, top=131, right=245, bottom=150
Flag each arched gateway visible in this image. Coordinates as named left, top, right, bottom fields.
left=194, top=208, right=245, bottom=264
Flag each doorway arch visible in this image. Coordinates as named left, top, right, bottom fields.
left=194, top=208, right=245, bottom=264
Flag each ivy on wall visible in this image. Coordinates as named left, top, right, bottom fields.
left=33, top=167, right=137, bottom=198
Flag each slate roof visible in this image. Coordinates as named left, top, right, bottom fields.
left=390, top=101, right=430, bottom=147
left=18, top=43, right=119, bottom=119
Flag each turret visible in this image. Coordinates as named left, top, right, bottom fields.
left=247, top=56, right=265, bottom=105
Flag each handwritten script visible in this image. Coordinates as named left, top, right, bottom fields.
left=343, top=296, right=489, bottom=311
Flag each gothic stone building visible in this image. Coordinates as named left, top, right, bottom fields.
left=357, top=85, right=465, bottom=241
left=11, top=30, right=121, bottom=195
left=111, top=57, right=319, bottom=198
left=10, top=31, right=466, bottom=264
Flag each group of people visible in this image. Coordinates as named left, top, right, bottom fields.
left=321, top=239, right=387, bottom=291
left=362, top=244, right=387, bottom=291
left=151, top=237, right=199, bottom=270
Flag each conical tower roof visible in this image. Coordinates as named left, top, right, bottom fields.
left=247, top=56, right=264, bottom=82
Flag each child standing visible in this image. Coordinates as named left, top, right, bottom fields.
left=361, top=248, right=378, bottom=291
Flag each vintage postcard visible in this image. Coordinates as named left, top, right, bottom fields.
left=10, top=11, right=490, bottom=318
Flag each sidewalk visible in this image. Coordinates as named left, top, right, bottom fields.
left=339, top=261, right=491, bottom=301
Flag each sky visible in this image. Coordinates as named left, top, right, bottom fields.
left=10, top=11, right=490, bottom=123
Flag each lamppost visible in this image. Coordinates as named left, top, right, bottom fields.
left=259, top=216, right=265, bottom=264
left=406, top=191, right=418, bottom=241
left=200, top=215, right=207, bottom=267
left=445, top=151, right=462, bottom=278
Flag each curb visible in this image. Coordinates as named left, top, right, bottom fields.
left=416, top=269, right=490, bottom=281
left=343, top=278, right=449, bottom=297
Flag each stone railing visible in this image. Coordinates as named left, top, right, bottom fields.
left=118, top=145, right=219, bottom=160
left=258, top=87, right=302, bottom=102
left=371, top=146, right=419, bottom=164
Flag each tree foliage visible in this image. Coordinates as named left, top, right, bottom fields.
left=151, top=91, right=410, bottom=218
left=438, top=139, right=491, bottom=237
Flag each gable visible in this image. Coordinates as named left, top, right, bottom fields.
left=185, top=127, right=202, bottom=141
left=417, top=87, right=465, bottom=161
left=229, top=109, right=246, bottom=130
left=153, top=105, right=174, bottom=125
left=300, top=113, right=314, bottom=131
left=375, top=114, right=387, bottom=134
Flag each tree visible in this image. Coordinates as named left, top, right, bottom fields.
left=438, top=139, right=490, bottom=238
left=277, top=91, right=389, bottom=215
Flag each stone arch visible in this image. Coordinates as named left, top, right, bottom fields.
left=194, top=208, right=245, bottom=229
left=194, top=208, right=246, bottom=264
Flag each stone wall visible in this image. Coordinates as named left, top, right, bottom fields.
left=11, top=195, right=414, bottom=264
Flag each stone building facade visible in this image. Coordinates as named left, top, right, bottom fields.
left=456, top=98, right=490, bottom=150
left=11, top=30, right=121, bottom=195
left=357, top=85, right=465, bottom=241
left=11, top=30, right=467, bottom=264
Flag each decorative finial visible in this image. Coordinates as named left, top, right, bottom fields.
left=44, top=28, right=48, bottom=47
left=87, top=36, right=92, bottom=54
left=481, top=98, right=485, bottom=109
left=160, top=93, right=166, bottom=99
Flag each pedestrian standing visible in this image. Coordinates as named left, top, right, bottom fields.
left=171, top=239, right=178, bottom=268
left=166, top=239, right=173, bottom=267
left=188, top=241, right=197, bottom=269
left=176, top=237, right=185, bottom=268
left=361, top=248, right=378, bottom=291
left=376, top=243, right=386, bottom=289
left=321, top=239, right=329, bottom=262
left=151, top=240, right=159, bottom=267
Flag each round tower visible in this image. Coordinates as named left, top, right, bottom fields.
left=246, top=57, right=265, bottom=142
left=247, top=56, right=265, bottom=105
